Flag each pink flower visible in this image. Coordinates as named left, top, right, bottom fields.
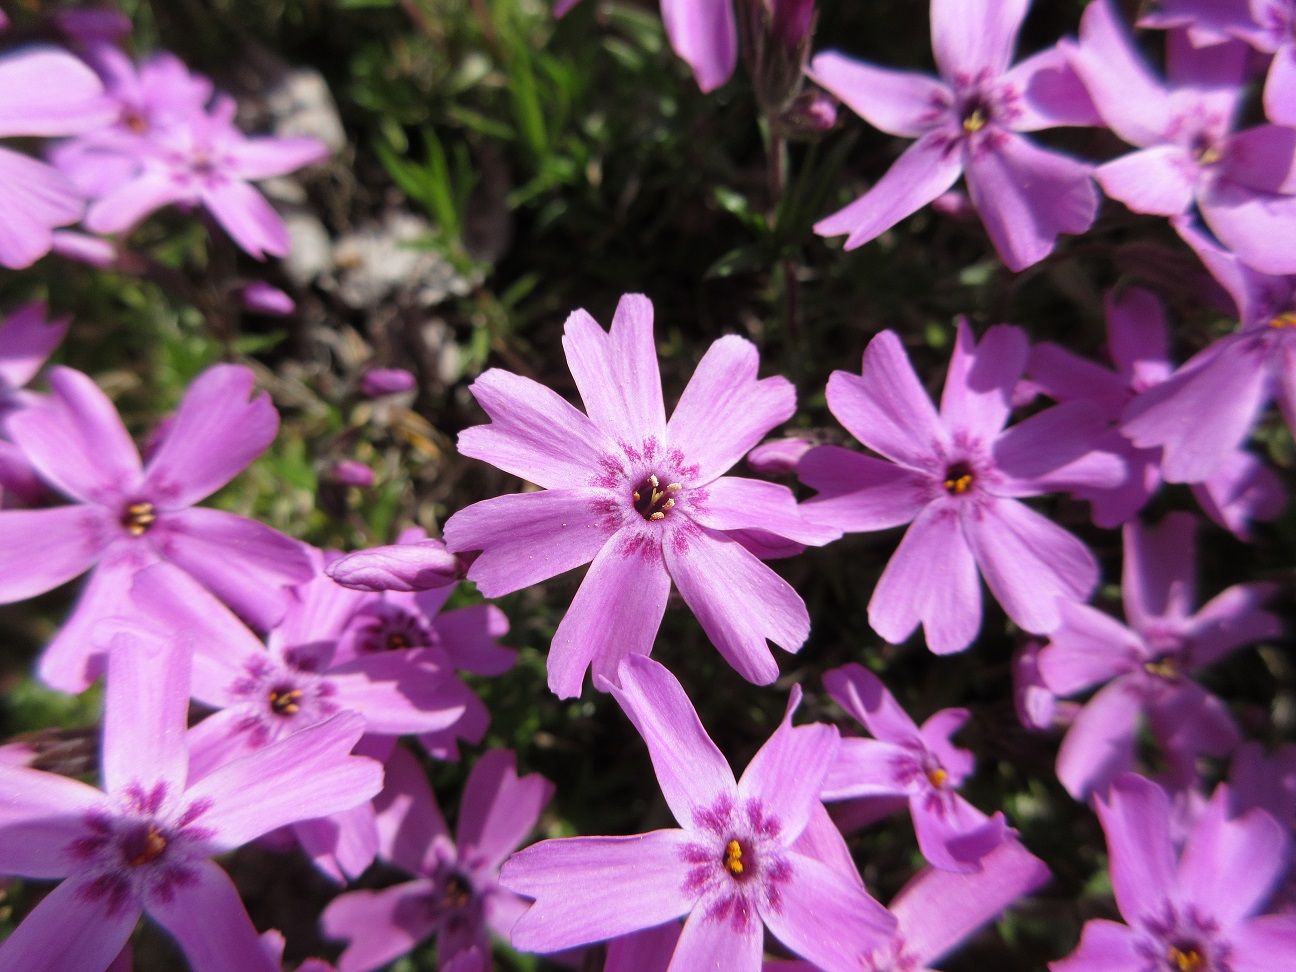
left=808, top=0, right=1100, bottom=270
left=0, top=364, right=313, bottom=691
left=500, top=655, right=895, bottom=970
left=1039, top=513, right=1280, bottom=800
left=443, top=293, right=835, bottom=697
left=1051, top=774, right=1296, bottom=971
left=322, top=746, right=553, bottom=971
left=0, top=635, right=382, bottom=971
left=799, top=322, right=1117, bottom=653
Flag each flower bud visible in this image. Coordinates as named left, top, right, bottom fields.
left=327, top=538, right=463, bottom=592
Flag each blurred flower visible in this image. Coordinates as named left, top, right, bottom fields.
left=1013, top=640, right=1078, bottom=732
left=746, top=436, right=813, bottom=474
left=444, top=293, right=836, bottom=698
left=0, top=302, right=68, bottom=418
left=0, top=636, right=381, bottom=971
left=360, top=367, right=417, bottom=397
left=799, top=322, right=1119, bottom=653
left=1039, top=513, right=1280, bottom=800
left=1136, top=0, right=1254, bottom=47
left=1052, top=774, right=1294, bottom=972
left=809, top=0, right=1100, bottom=270
left=323, top=747, right=552, bottom=971
left=0, top=364, right=312, bottom=691
left=1071, top=1, right=1296, bottom=275
left=500, top=655, right=895, bottom=970
left=50, top=229, right=119, bottom=268
left=239, top=281, right=295, bottom=316
left=821, top=664, right=1009, bottom=871
left=327, top=535, right=463, bottom=592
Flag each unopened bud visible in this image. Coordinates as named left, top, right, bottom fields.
left=327, top=538, right=462, bottom=592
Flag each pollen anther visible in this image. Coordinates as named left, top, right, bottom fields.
left=122, top=501, right=157, bottom=536
left=963, top=108, right=987, bottom=133
left=927, top=767, right=949, bottom=788
left=650, top=511, right=665, bottom=520
left=1168, top=945, right=1203, bottom=972
left=944, top=473, right=973, bottom=494
left=724, top=839, right=744, bottom=876
left=269, top=687, right=303, bottom=715
left=1269, top=312, right=1296, bottom=329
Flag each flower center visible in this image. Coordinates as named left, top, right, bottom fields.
left=724, top=838, right=747, bottom=878
left=121, top=109, right=149, bottom=134
left=943, top=461, right=975, bottom=495
left=632, top=473, right=681, bottom=521
left=1167, top=943, right=1204, bottom=972
left=441, top=873, right=473, bottom=911
left=268, top=686, right=303, bottom=716
left=386, top=632, right=410, bottom=650
left=1190, top=133, right=1222, bottom=166
left=1144, top=656, right=1180, bottom=681
left=1268, top=312, right=1296, bottom=329
left=927, top=767, right=949, bottom=788
left=962, top=106, right=988, bottom=133
left=121, top=501, right=157, bottom=536
left=121, top=823, right=168, bottom=867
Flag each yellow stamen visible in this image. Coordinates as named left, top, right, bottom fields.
left=724, top=839, right=744, bottom=876
left=927, top=767, right=949, bottom=788
left=962, top=108, right=986, bottom=133
left=1144, top=658, right=1178, bottom=680
left=1168, top=945, right=1203, bottom=972
left=649, top=474, right=659, bottom=489
left=1268, top=312, right=1296, bottom=329
left=269, top=688, right=303, bottom=715
left=632, top=491, right=641, bottom=502
left=128, top=825, right=167, bottom=867
left=123, top=501, right=157, bottom=536
left=650, top=511, right=665, bottom=521
left=1197, top=146, right=1222, bottom=165
left=661, top=498, right=675, bottom=511
left=943, top=474, right=974, bottom=495
left=667, top=482, right=682, bottom=492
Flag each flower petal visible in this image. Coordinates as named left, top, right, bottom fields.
left=668, top=904, right=760, bottom=972
left=660, top=0, right=737, bottom=93
left=1187, top=582, right=1281, bottom=670
left=200, top=179, right=289, bottom=259
left=930, top=0, right=1029, bottom=80
left=456, top=748, right=554, bottom=872
left=142, top=365, right=279, bottom=508
left=1050, top=918, right=1145, bottom=972
left=0, top=765, right=106, bottom=878
left=806, top=52, right=949, bottom=138
left=321, top=881, right=438, bottom=972
left=39, top=553, right=149, bottom=693
left=737, top=691, right=838, bottom=843
left=609, top=654, right=738, bottom=826
left=1071, top=0, right=1173, bottom=146
left=0, top=506, right=107, bottom=603
left=1093, top=774, right=1178, bottom=925
left=0, top=47, right=108, bottom=137
left=1121, top=511, right=1198, bottom=629
left=1055, top=678, right=1144, bottom=801
left=373, top=745, right=449, bottom=875
left=822, top=664, right=922, bottom=745
left=666, top=336, right=795, bottom=486
left=798, top=446, right=929, bottom=532
left=663, top=526, right=809, bottom=684
left=1096, top=146, right=1196, bottom=217
left=939, top=321, right=1027, bottom=443
left=444, top=489, right=613, bottom=597
left=147, top=859, right=278, bottom=972
left=561, top=294, right=666, bottom=443
left=0, top=148, right=84, bottom=270
left=501, top=830, right=697, bottom=951
left=549, top=526, right=671, bottom=698
left=1038, top=601, right=1141, bottom=696
left=820, top=738, right=912, bottom=801
left=687, top=477, right=840, bottom=545
left=101, top=632, right=190, bottom=800
left=0, top=874, right=139, bottom=972
left=1231, top=914, right=1296, bottom=972
left=0, top=302, right=68, bottom=391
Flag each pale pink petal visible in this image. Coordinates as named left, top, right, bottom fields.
left=328, top=653, right=470, bottom=735
left=605, top=921, right=682, bottom=972
left=1199, top=178, right=1296, bottom=276
left=659, top=0, right=737, bottom=93
left=432, top=603, right=514, bottom=675
left=669, top=904, right=760, bottom=972
left=101, top=633, right=190, bottom=799
left=814, top=131, right=964, bottom=247
left=761, top=851, right=896, bottom=970
left=868, top=505, right=982, bottom=654
left=1108, top=286, right=1172, bottom=386
left=1050, top=919, right=1145, bottom=972
left=892, top=839, right=1050, bottom=967
left=458, top=368, right=616, bottom=490
left=919, top=709, right=975, bottom=781
left=1122, top=511, right=1198, bottom=629
left=791, top=801, right=866, bottom=884
left=456, top=749, right=554, bottom=871
left=738, top=692, right=838, bottom=842
left=1188, top=582, right=1281, bottom=669
left=930, top=0, right=1029, bottom=79
left=200, top=179, right=289, bottom=259
left=185, top=712, right=382, bottom=852
left=687, top=477, right=840, bottom=545
left=7, top=366, right=141, bottom=504
left=147, top=859, right=277, bottom=972
left=911, top=797, right=1007, bottom=872
left=1027, top=342, right=1126, bottom=409
left=1094, top=774, right=1179, bottom=925
left=609, top=654, right=738, bottom=825
left=966, top=497, right=1098, bottom=635
left=444, top=489, right=613, bottom=597
left=798, top=446, right=930, bottom=531
left=820, top=737, right=912, bottom=800
left=1178, top=791, right=1289, bottom=928
left=0, top=765, right=106, bottom=878
left=1038, top=601, right=1141, bottom=696
left=143, top=365, right=279, bottom=508
left=561, top=294, right=665, bottom=443
left=826, top=331, right=945, bottom=468
left=39, top=554, right=147, bottom=693
left=321, top=881, right=438, bottom=972
left=0, top=147, right=86, bottom=269
left=295, top=803, right=379, bottom=882
left=155, top=506, right=311, bottom=629
left=0, top=874, right=139, bottom=972
left=1263, top=44, right=1296, bottom=126
left=1231, top=914, right=1296, bottom=972
left=665, top=336, right=795, bottom=485
left=328, top=540, right=462, bottom=593
left=1071, top=0, right=1173, bottom=146
left=549, top=527, right=671, bottom=698
left=501, top=830, right=697, bottom=951
left=1055, top=678, right=1143, bottom=800
left=0, top=47, right=108, bottom=137
left=0, top=302, right=67, bottom=390
left=373, top=745, right=449, bottom=875
left=0, top=506, right=108, bottom=603
left=806, top=52, right=950, bottom=138
left=939, top=321, right=1027, bottom=442
left=1193, top=450, right=1286, bottom=540
left=999, top=44, right=1101, bottom=130
left=1095, top=146, right=1197, bottom=216
left=230, top=136, right=328, bottom=180
left=965, top=133, right=1098, bottom=272
left=992, top=401, right=1118, bottom=490
left=85, top=172, right=189, bottom=236
left=663, top=526, right=808, bottom=684
left=822, top=664, right=922, bottom=745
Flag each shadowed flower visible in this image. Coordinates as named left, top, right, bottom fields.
left=499, top=655, right=895, bottom=971
left=444, top=293, right=835, bottom=697
left=808, top=0, right=1100, bottom=270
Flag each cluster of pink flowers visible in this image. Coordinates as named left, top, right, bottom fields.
left=0, top=0, right=1293, bottom=970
